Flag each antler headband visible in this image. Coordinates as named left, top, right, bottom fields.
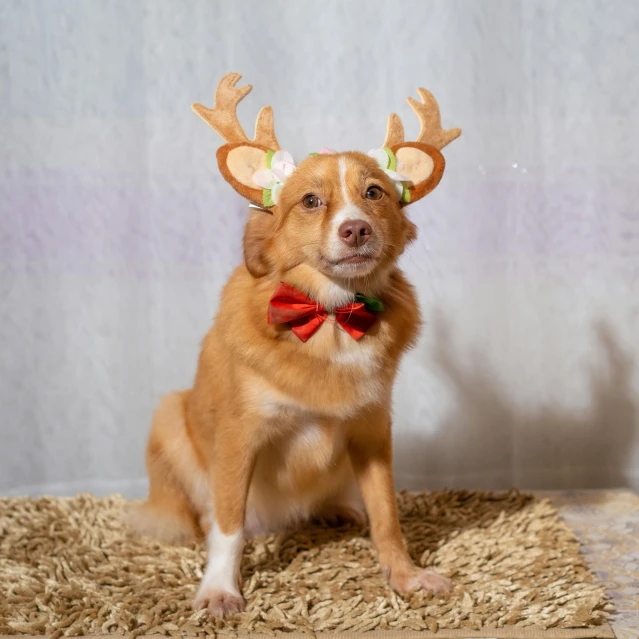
left=193, top=73, right=460, bottom=208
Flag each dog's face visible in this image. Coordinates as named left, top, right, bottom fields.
left=257, top=152, right=416, bottom=281
left=193, top=74, right=460, bottom=285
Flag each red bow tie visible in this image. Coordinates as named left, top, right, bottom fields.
left=267, top=282, right=378, bottom=342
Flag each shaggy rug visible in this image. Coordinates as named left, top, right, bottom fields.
left=0, top=490, right=613, bottom=638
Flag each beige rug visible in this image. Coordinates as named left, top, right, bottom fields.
left=0, top=490, right=613, bottom=638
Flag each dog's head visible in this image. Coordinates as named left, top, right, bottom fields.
left=193, top=73, right=460, bottom=292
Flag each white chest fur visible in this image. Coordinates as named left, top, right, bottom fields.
left=308, top=317, right=383, bottom=368
left=329, top=336, right=379, bottom=368
left=247, top=344, right=383, bottom=419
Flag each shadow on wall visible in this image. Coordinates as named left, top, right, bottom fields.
left=394, top=313, right=638, bottom=492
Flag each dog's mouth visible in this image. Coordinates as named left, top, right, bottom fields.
left=319, top=251, right=379, bottom=267
left=316, top=251, right=380, bottom=279
left=335, top=255, right=373, bottom=265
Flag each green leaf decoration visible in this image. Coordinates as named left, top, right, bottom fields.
left=383, top=147, right=397, bottom=172
left=355, top=293, right=385, bottom=312
left=261, top=150, right=277, bottom=206
left=262, top=189, right=275, bottom=207
left=266, top=149, right=275, bottom=169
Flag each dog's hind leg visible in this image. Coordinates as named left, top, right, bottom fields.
left=127, top=391, right=201, bottom=544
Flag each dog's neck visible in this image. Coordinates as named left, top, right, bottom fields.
left=275, top=264, right=394, bottom=311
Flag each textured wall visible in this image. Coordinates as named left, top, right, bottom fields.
left=1, top=0, right=638, bottom=496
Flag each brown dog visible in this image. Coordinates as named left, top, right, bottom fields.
left=129, top=73, right=461, bottom=617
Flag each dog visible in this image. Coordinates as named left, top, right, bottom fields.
left=129, top=73, right=461, bottom=617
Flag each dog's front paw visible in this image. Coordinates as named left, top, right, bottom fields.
left=194, top=586, right=245, bottom=618
left=389, top=567, right=452, bottom=596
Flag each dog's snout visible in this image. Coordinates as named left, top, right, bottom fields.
left=338, top=220, right=372, bottom=248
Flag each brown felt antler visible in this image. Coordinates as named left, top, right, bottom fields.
left=381, top=88, right=461, bottom=204
left=192, top=73, right=282, bottom=205
left=383, top=88, right=460, bottom=151
left=192, top=72, right=279, bottom=150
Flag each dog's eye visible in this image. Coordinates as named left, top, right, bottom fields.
left=365, top=186, right=383, bottom=200
left=302, top=194, right=322, bottom=209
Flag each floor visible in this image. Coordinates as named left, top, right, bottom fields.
left=543, top=490, right=639, bottom=639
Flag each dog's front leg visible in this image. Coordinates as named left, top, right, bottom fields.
left=193, top=421, right=257, bottom=618
left=348, top=410, right=452, bottom=596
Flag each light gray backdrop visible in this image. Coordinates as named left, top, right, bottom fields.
left=1, top=0, right=638, bottom=497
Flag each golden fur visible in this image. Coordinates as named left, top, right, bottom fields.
left=130, top=74, right=460, bottom=617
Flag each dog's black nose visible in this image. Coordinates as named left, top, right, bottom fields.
left=338, top=220, right=372, bottom=247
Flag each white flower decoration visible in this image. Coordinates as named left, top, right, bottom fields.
left=252, top=150, right=297, bottom=205
left=368, top=148, right=410, bottom=199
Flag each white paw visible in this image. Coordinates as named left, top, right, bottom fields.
left=197, top=524, right=245, bottom=616
left=194, top=585, right=245, bottom=618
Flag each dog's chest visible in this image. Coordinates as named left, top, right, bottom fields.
left=246, top=330, right=383, bottom=421
left=313, top=318, right=382, bottom=369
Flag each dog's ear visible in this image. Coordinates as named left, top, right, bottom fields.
left=403, top=216, right=418, bottom=245
left=243, top=210, right=274, bottom=278
left=193, top=73, right=280, bottom=208
left=382, top=87, right=460, bottom=205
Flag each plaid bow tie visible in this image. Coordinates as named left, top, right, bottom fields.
left=267, top=282, right=382, bottom=342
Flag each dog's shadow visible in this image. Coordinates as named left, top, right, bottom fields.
left=393, top=314, right=637, bottom=497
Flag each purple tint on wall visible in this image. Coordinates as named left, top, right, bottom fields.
left=0, top=170, right=247, bottom=278
left=1, top=168, right=638, bottom=277
left=439, top=172, right=638, bottom=258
